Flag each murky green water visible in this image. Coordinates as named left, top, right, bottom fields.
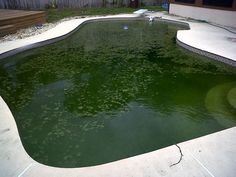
left=1, top=20, right=236, bottom=167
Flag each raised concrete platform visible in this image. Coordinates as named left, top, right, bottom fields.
left=0, top=96, right=236, bottom=177
left=1, top=12, right=236, bottom=177
left=145, top=12, right=236, bottom=63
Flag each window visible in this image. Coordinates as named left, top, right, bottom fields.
left=203, top=0, right=233, bottom=7
left=175, top=0, right=195, bottom=4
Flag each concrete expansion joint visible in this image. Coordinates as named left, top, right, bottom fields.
left=209, top=23, right=236, bottom=35
left=18, top=163, right=35, bottom=177
left=170, top=144, right=183, bottom=167
left=190, top=153, right=215, bottom=177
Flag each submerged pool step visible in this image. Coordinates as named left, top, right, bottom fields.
left=205, top=82, right=236, bottom=127
left=227, top=87, right=236, bottom=110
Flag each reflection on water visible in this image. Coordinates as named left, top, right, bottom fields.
left=0, top=20, right=236, bottom=167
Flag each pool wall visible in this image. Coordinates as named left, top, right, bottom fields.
left=169, top=3, right=236, bottom=28
left=176, top=38, right=236, bottom=67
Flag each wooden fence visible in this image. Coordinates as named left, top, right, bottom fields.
left=0, top=0, right=167, bottom=9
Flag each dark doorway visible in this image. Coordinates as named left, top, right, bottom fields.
left=203, top=0, right=233, bottom=7
left=130, top=0, right=139, bottom=8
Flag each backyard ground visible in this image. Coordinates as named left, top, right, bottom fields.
left=46, top=6, right=166, bottom=22
left=1, top=5, right=236, bottom=177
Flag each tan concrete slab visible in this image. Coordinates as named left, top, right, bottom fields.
left=0, top=97, right=34, bottom=177
left=180, top=127, right=236, bottom=177
left=22, top=145, right=212, bottom=177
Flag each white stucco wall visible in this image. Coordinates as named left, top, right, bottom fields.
left=169, top=3, right=236, bottom=28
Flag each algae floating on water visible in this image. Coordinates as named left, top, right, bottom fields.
left=0, top=20, right=236, bottom=167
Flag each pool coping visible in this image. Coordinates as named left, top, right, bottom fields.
left=157, top=18, right=236, bottom=66
left=176, top=38, right=236, bottom=67
left=0, top=13, right=236, bottom=177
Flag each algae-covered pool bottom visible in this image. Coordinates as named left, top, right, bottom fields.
left=0, top=20, right=236, bottom=167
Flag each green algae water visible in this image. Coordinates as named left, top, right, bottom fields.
left=1, top=20, right=236, bottom=167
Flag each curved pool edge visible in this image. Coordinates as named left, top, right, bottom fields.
left=0, top=13, right=236, bottom=65
left=0, top=14, right=141, bottom=60
left=1, top=96, right=236, bottom=177
left=174, top=21, right=236, bottom=65
left=151, top=13, right=236, bottom=65
left=157, top=17, right=236, bottom=66
left=176, top=38, right=236, bottom=67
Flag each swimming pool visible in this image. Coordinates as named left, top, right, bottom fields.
left=0, top=19, right=236, bottom=167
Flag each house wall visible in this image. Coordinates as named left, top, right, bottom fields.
left=169, top=0, right=236, bottom=27
left=169, top=0, right=236, bottom=11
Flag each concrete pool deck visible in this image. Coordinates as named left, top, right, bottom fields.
left=147, top=12, right=236, bottom=65
left=0, top=12, right=236, bottom=177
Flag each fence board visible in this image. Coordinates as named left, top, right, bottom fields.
left=0, top=0, right=166, bottom=9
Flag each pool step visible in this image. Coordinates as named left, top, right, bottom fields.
left=133, top=9, right=148, bottom=15
left=227, top=87, right=236, bottom=110
left=205, top=82, right=236, bottom=127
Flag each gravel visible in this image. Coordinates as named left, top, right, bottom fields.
left=0, top=16, right=94, bottom=43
